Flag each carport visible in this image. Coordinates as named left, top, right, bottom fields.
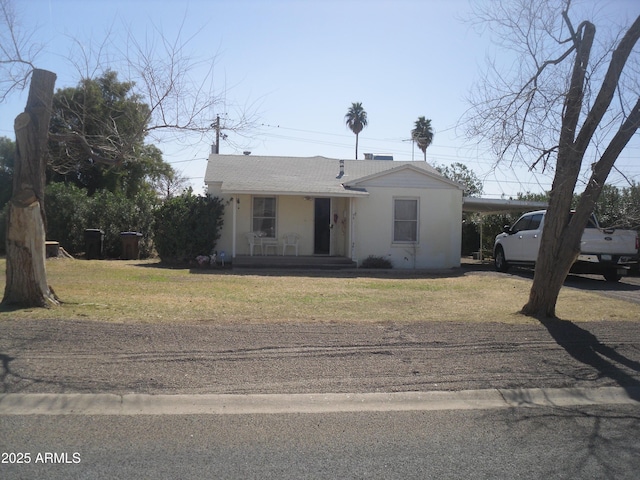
left=462, top=197, right=548, bottom=261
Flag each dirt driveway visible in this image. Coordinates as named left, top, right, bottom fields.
left=1, top=317, right=639, bottom=396
left=2, top=261, right=639, bottom=396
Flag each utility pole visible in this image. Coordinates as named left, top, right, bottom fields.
left=402, top=137, right=416, bottom=161
left=214, top=115, right=220, bottom=154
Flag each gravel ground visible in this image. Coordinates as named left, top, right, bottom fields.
left=1, top=318, right=639, bottom=395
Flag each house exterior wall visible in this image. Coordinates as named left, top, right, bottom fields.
left=207, top=167, right=462, bottom=268
left=350, top=174, right=462, bottom=269
left=275, top=196, right=314, bottom=254
left=209, top=191, right=318, bottom=256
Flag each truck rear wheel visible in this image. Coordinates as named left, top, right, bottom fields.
left=494, top=246, right=509, bottom=273
left=603, top=270, right=622, bottom=282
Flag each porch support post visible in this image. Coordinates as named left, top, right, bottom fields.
left=329, top=197, right=333, bottom=256
left=349, top=197, right=356, bottom=263
left=479, top=213, right=484, bottom=261
left=232, top=194, right=237, bottom=258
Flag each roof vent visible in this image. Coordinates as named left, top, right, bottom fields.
left=364, top=153, right=393, bottom=160
left=336, top=159, right=345, bottom=179
left=243, top=151, right=251, bottom=155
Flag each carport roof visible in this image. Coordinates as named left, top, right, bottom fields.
left=463, top=197, right=548, bottom=214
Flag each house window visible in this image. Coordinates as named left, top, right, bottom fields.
left=252, top=197, right=277, bottom=237
left=394, top=198, right=418, bottom=242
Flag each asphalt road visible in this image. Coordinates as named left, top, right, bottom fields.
left=564, top=273, right=640, bottom=305
left=460, top=258, right=640, bottom=305
left=2, top=405, right=639, bottom=479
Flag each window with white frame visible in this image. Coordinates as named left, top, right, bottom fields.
left=252, top=197, right=277, bottom=237
left=393, top=198, right=418, bottom=242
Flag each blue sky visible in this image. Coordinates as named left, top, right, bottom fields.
left=2, top=0, right=639, bottom=197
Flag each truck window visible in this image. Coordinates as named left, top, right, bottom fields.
left=568, top=212, right=598, bottom=228
left=528, top=214, right=543, bottom=230
left=511, top=216, right=531, bottom=233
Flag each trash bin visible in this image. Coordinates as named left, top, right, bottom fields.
left=45, top=241, right=60, bottom=258
left=84, top=229, right=104, bottom=259
left=120, top=232, right=143, bottom=260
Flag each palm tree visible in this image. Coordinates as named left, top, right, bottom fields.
left=411, top=116, right=434, bottom=161
left=344, top=102, right=368, bottom=159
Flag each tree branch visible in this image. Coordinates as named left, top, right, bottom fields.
left=49, top=131, right=123, bottom=166
left=0, top=0, right=39, bottom=101
left=574, top=15, right=640, bottom=154
left=576, top=96, right=640, bottom=216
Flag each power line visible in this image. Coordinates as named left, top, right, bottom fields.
left=169, top=158, right=209, bottom=164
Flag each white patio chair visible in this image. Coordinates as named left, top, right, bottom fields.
left=245, top=232, right=261, bottom=256
left=282, top=233, right=300, bottom=256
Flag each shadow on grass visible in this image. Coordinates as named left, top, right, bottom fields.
left=187, top=267, right=471, bottom=279
left=539, top=317, right=640, bottom=401
left=0, top=303, right=24, bottom=314
left=563, top=274, right=640, bottom=292
left=132, top=260, right=470, bottom=280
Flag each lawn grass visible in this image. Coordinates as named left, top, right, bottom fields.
left=1, top=258, right=639, bottom=324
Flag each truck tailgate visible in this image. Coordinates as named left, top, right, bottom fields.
left=580, top=230, right=638, bottom=256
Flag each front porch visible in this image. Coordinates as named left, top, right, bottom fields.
left=231, top=255, right=357, bottom=270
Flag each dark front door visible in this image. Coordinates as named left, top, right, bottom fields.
left=314, top=198, right=331, bottom=255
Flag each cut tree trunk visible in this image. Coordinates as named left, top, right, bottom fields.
left=2, top=69, right=59, bottom=308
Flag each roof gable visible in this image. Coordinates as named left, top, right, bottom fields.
left=345, top=163, right=464, bottom=190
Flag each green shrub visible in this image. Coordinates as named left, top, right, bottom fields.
left=461, top=220, right=480, bottom=256
left=361, top=255, right=393, bottom=269
left=45, top=183, right=91, bottom=253
left=0, top=203, right=7, bottom=256
left=152, top=190, right=225, bottom=263
left=85, top=189, right=157, bottom=258
left=45, top=182, right=158, bottom=257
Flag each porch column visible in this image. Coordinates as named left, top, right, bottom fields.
left=349, top=197, right=356, bottom=262
left=232, top=194, right=237, bottom=258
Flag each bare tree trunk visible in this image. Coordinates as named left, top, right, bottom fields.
left=2, top=68, right=59, bottom=308
left=521, top=16, right=640, bottom=318
left=521, top=21, right=595, bottom=318
left=522, top=219, right=583, bottom=318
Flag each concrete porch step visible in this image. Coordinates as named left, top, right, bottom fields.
left=232, top=255, right=357, bottom=270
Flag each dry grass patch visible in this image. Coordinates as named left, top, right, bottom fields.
left=0, top=258, right=638, bottom=324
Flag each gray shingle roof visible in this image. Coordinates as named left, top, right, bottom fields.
left=205, top=154, right=453, bottom=197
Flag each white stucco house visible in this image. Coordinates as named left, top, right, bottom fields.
left=204, top=154, right=465, bottom=269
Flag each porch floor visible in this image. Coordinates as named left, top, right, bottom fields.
left=231, top=255, right=357, bottom=270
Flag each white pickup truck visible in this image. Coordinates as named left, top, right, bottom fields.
left=494, top=210, right=639, bottom=282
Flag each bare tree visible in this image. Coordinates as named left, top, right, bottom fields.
left=48, top=17, right=256, bottom=174
left=1, top=0, right=256, bottom=307
left=465, top=0, right=640, bottom=318
left=154, top=169, right=190, bottom=200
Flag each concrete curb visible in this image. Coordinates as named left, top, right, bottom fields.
left=1, top=387, right=638, bottom=415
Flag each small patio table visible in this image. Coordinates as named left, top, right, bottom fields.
left=259, top=235, right=279, bottom=255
